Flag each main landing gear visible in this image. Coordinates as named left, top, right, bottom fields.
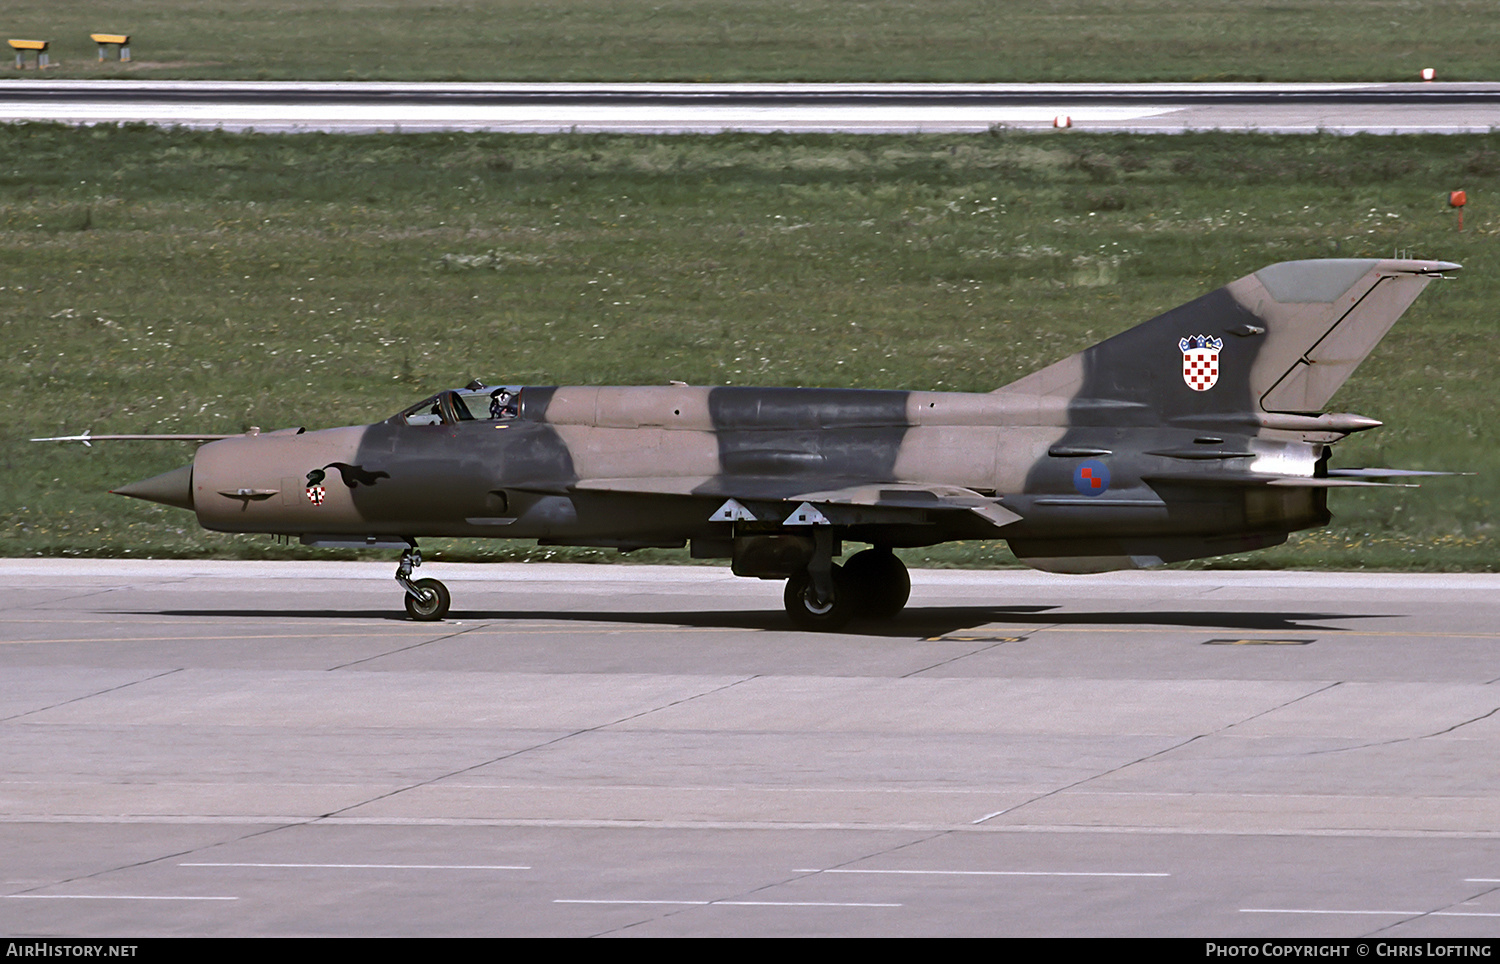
left=783, top=546, right=910, bottom=631
left=389, top=538, right=906, bottom=629
left=396, top=546, right=450, bottom=621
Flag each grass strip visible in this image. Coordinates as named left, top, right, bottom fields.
left=0, top=1, right=1490, bottom=83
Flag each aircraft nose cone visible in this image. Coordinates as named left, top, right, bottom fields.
left=112, top=463, right=194, bottom=511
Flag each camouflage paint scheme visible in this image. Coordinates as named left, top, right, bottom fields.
left=111, top=258, right=1459, bottom=625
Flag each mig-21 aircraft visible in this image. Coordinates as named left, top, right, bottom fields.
left=42, top=257, right=1459, bottom=629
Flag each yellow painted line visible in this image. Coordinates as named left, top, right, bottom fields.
left=0, top=619, right=446, bottom=629
left=0, top=633, right=448, bottom=645
left=959, top=625, right=1500, bottom=640
left=0, top=617, right=634, bottom=629
left=0, top=626, right=754, bottom=645
left=0, top=617, right=660, bottom=631
left=926, top=635, right=1028, bottom=643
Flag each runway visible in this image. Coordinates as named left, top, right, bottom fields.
left=3, top=81, right=1500, bottom=133
left=4, top=559, right=1500, bottom=937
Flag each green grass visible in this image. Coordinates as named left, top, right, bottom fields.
left=0, top=1, right=1491, bottom=83
left=1, top=124, right=1496, bottom=569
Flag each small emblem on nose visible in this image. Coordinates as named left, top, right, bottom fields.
left=305, top=469, right=327, bottom=506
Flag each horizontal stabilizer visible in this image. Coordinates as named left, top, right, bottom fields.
left=1145, top=472, right=1415, bottom=489
left=1325, top=468, right=1466, bottom=479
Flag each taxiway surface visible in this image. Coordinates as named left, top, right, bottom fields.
left=4, top=560, right=1500, bottom=937
left=3, top=81, right=1499, bottom=133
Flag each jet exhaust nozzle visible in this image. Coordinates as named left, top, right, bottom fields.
left=112, top=463, right=194, bottom=511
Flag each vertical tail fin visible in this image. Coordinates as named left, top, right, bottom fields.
left=996, top=258, right=1458, bottom=417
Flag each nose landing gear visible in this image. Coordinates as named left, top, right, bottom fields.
left=396, top=546, right=450, bottom=621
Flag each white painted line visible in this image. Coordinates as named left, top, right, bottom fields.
left=555, top=898, right=900, bottom=907
left=557, top=899, right=709, bottom=905
left=1241, top=908, right=1421, bottom=915
left=177, top=869, right=534, bottom=875
left=1242, top=908, right=1500, bottom=917
left=9, top=894, right=238, bottom=901
left=796, top=868, right=1168, bottom=877
left=719, top=901, right=902, bottom=907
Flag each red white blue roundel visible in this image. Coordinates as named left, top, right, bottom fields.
left=1180, top=334, right=1223, bottom=392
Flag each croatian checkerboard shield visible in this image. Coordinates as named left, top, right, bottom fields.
left=306, top=484, right=325, bottom=506
left=1179, top=334, right=1223, bottom=392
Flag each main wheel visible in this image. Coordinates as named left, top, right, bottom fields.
left=842, top=548, right=910, bottom=620
left=783, top=564, right=856, bottom=631
left=403, top=577, right=451, bottom=621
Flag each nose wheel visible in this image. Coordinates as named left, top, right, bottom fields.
left=396, top=546, right=450, bottom=621
left=404, top=578, right=451, bottom=621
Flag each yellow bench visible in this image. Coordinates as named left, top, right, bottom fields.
left=8, top=39, right=49, bottom=69
left=90, top=33, right=130, bottom=62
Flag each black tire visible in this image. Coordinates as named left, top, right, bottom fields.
left=404, top=577, right=451, bottom=621
left=783, top=564, right=856, bottom=631
left=842, top=548, right=911, bottom=620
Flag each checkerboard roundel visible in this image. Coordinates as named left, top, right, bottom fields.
left=1179, top=334, right=1223, bottom=392
left=1073, top=459, right=1110, bottom=496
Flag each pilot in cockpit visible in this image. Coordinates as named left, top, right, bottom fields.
left=489, top=388, right=518, bottom=419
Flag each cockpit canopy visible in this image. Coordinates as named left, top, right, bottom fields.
left=394, top=382, right=523, bottom=426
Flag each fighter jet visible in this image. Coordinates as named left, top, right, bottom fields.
left=45, top=257, right=1459, bottom=628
